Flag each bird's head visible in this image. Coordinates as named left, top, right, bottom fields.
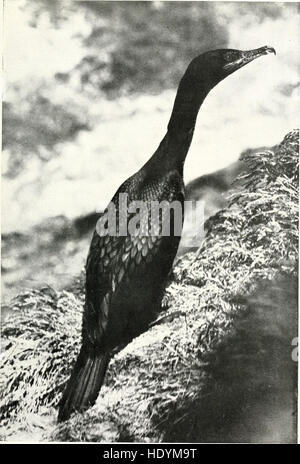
left=187, top=45, right=276, bottom=91
left=168, top=45, right=276, bottom=136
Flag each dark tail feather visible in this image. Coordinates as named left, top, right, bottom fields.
left=58, top=346, right=110, bottom=422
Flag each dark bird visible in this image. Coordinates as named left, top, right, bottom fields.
left=58, top=45, right=275, bottom=422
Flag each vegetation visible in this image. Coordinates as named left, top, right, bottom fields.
left=0, top=130, right=298, bottom=442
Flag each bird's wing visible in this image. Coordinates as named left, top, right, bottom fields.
left=82, top=170, right=184, bottom=346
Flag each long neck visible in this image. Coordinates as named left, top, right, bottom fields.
left=148, top=69, right=211, bottom=173
left=168, top=71, right=209, bottom=139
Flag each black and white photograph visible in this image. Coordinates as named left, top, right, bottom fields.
left=1, top=0, right=299, bottom=445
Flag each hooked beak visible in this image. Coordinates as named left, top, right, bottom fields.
left=224, top=45, right=276, bottom=72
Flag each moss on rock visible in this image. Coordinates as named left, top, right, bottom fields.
left=1, top=130, right=298, bottom=442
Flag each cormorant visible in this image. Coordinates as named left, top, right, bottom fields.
left=58, top=46, right=275, bottom=422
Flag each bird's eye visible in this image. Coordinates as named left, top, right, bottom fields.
left=224, top=50, right=240, bottom=63
left=224, top=51, right=234, bottom=62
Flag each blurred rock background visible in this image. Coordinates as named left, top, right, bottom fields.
left=2, top=1, right=300, bottom=302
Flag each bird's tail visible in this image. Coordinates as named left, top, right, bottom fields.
left=58, top=345, right=110, bottom=422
